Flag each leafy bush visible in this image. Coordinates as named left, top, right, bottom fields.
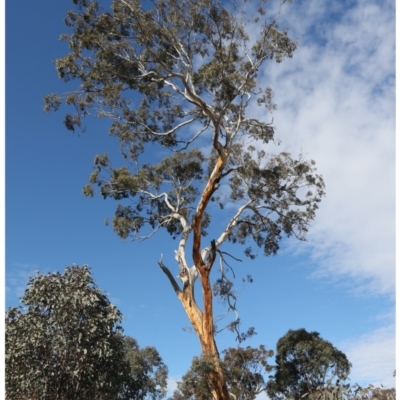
left=5, top=265, right=167, bottom=400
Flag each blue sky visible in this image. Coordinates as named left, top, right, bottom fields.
left=5, top=0, right=396, bottom=395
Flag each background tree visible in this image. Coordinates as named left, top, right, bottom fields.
left=6, top=265, right=128, bottom=399
left=308, top=383, right=396, bottom=400
left=169, top=345, right=274, bottom=400
left=45, top=0, right=325, bottom=398
left=5, top=265, right=167, bottom=400
left=266, top=328, right=351, bottom=400
left=168, top=353, right=217, bottom=400
left=221, top=345, right=274, bottom=399
left=367, top=387, right=396, bottom=400
left=121, top=336, right=168, bottom=400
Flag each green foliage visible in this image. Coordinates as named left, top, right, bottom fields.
left=369, top=387, right=396, bottom=400
left=169, top=345, right=275, bottom=400
left=267, top=329, right=351, bottom=400
left=169, top=341, right=394, bottom=400
left=5, top=265, right=128, bottom=399
left=121, top=336, right=168, bottom=400
left=45, top=0, right=323, bottom=254
left=45, top=0, right=296, bottom=133
left=45, top=3, right=327, bottom=382
left=306, top=383, right=396, bottom=400
left=169, top=353, right=217, bottom=400
left=45, top=1, right=325, bottom=341
left=5, top=266, right=168, bottom=400
left=221, top=345, right=274, bottom=399
left=225, top=146, right=324, bottom=257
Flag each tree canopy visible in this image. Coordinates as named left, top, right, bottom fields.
left=5, top=265, right=167, bottom=400
left=169, top=345, right=274, bottom=400
left=266, top=328, right=351, bottom=400
left=45, top=0, right=325, bottom=398
left=122, top=336, right=168, bottom=400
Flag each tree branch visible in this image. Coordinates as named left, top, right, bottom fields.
left=157, top=255, right=181, bottom=295
left=200, top=199, right=252, bottom=262
left=132, top=116, right=199, bottom=137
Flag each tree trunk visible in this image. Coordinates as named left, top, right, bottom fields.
left=160, top=151, right=231, bottom=399
left=190, top=150, right=230, bottom=399
left=175, top=265, right=231, bottom=400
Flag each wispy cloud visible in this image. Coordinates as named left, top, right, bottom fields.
left=340, top=324, right=396, bottom=388
left=249, top=0, right=395, bottom=389
left=255, top=0, right=395, bottom=298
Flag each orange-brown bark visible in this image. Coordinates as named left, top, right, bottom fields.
left=176, top=268, right=230, bottom=400
left=162, top=150, right=231, bottom=399
left=190, top=151, right=230, bottom=399
left=192, top=154, right=225, bottom=268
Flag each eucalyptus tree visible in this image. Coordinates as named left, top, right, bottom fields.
left=221, top=345, right=274, bottom=400
left=169, top=345, right=274, bottom=400
left=121, top=336, right=168, bottom=400
left=266, top=329, right=351, bottom=400
left=5, top=266, right=168, bottom=400
left=45, top=0, right=325, bottom=398
left=5, top=265, right=128, bottom=400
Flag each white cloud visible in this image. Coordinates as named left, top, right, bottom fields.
left=166, top=377, right=179, bottom=397
left=255, top=0, right=395, bottom=297
left=340, top=324, right=396, bottom=388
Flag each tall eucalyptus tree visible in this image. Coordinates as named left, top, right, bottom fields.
left=45, top=0, right=325, bottom=398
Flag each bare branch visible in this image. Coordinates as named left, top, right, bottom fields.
left=131, top=116, right=199, bottom=137
left=176, top=120, right=211, bottom=152
left=176, top=225, right=192, bottom=272
left=158, top=255, right=181, bottom=295
left=216, top=199, right=253, bottom=247
left=201, top=199, right=253, bottom=261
